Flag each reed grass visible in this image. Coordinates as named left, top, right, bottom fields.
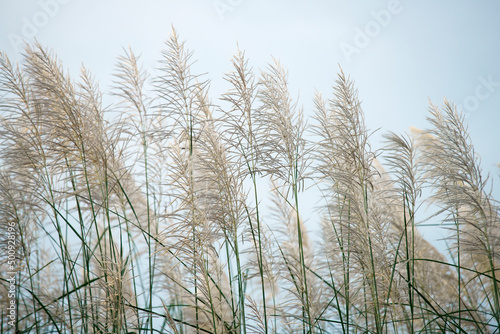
left=0, top=31, right=498, bottom=333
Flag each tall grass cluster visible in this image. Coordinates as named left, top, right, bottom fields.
left=0, top=31, right=499, bottom=333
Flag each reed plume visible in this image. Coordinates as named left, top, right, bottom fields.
left=0, top=32, right=497, bottom=334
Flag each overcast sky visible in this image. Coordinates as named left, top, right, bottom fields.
left=1, top=1, right=499, bottom=243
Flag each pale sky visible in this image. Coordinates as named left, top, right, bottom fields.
left=1, top=0, right=499, bottom=244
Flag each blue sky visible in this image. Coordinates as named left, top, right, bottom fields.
left=1, top=0, right=499, bottom=243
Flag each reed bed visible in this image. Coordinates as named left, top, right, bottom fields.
left=0, top=30, right=498, bottom=333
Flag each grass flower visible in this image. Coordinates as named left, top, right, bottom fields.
left=0, top=32, right=498, bottom=333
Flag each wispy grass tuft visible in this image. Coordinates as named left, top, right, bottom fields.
left=0, top=32, right=498, bottom=333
